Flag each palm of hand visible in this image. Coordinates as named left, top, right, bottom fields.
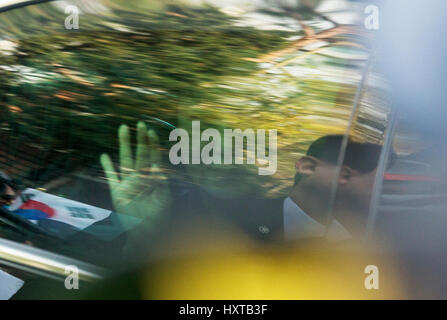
left=100, top=122, right=171, bottom=220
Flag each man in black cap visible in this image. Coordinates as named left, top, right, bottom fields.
left=285, top=135, right=383, bottom=241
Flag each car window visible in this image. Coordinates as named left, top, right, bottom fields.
left=0, top=0, right=381, bottom=270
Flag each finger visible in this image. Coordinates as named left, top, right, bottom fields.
left=148, top=129, right=162, bottom=166
left=119, top=124, right=134, bottom=171
left=100, top=153, right=119, bottom=189
left=135, top=121, right=150, bottom=171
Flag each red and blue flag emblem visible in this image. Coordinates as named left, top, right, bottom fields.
left=14, top=199, right=56, bottom=220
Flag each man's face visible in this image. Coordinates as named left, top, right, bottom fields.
left=334, top=165, right=377, bottom=234
left=294, top=156, right=377, bottom=232
left=336, top=165, right=376, bottom=208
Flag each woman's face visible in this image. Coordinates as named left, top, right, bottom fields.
left=0, top=184, right=16, bottom=206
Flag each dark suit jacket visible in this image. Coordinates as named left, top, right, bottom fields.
left=169, top=183, right=285, bottom=242
left=119, top=181, right=285, bottom=263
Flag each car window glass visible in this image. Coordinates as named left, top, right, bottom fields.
left=0, top=0, right=376, bottom=267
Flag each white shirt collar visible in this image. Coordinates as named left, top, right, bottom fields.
left=283, top=197, right=351, bottom=241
